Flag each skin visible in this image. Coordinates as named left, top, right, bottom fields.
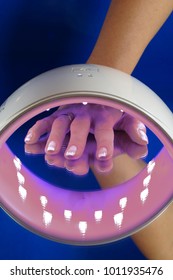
left=25, top=0, right=173, bottom=259
left=93, top=155, right=173, bottom=260
left=87, top=0, right=173, bottom=72
left=25, top=131, right=147, bottom=175
left=25, top=104, right=148, bottom=175
left=87, top=0, right=173, bottom=260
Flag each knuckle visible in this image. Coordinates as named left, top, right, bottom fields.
left=55, top=115, right=66, bottom=124
left=94, top=127, right=113, bottom=137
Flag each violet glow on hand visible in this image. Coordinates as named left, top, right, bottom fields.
left=24, top=103, right=148, bottom=175
left=25, top=131, right=147, bottom=175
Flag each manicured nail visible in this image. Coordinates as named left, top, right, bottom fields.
left=138, top=130, right=148, bottom=143
left=24, top=148, right=32, bottom=154
left=137, top=122, right=146, bottom=130
left=98, top=147, right=108, bottom=158
left=65, top=145, right=77, bottom=157
left=141, top=151, right=148, bottom=158
left=47, top=141, right=56, bottom=152
left=24, top=132, right=32, bottom=142
left=65, top=165, right=74, bottom=172
left=46, top=159, right=54, bottom=165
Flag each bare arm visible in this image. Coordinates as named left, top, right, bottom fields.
left=88, top=0, right=173, bottom=74
left=89, top=0, right=173, bottom=259
left=132, top=202, right=173, bottom=260
left=93, top=156, right=173, bottom=259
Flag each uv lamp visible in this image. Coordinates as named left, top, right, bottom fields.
left=0, top=64, right=172, bottom=245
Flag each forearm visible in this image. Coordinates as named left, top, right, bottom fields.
left=132, top=202, right=173, bottom=260
left=88, top=0, right=173, bottom=259
left=88, top=0, right=173, bottom=74
left=93, top=156, right=173, bottom=259
left=92, top=155, right=146, bottom=188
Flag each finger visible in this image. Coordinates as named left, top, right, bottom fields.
left=45, top=115, right=72, bottom=154
left=64, top=115, right=90, bottom=160
left=118, top=114, right=148, bottom=145
left=65, top=153, right=89, bottom=176
left=115, top=131, right=148, bottom=159
left=128, top=143, right=148, bottom=159
left=94, top=126, right=114, bottom=160
left=45, top=153, right=64, bottom=168
left=24, top=117, right=54, bottom=144
left=45, top=137, right=68, bottom=167
left=93, top=157, right=114, bottom=174
left=24, top=140, right=46, bottom=154
left=45, top=134, right=90, bottom=175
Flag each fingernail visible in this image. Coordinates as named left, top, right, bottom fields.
left=138, top=130, right=148, bottom=143
left=98, top=147, right=108, bottom=158
left=137, top=122, right=146, bottom=130
left=46, top=159, right=54, bottom=165
left=24, top=132, right=32, bottom=142
left=65, top=145, right=77, bottom=157
left=141, top=151, right=148, bottom=158
left=47, top=141, right=56, bottom=152
left=65, top=165, right=74, bottom=172
left=25, top=148, right=32, bottom=154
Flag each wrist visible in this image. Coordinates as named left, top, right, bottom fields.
left=86, top=52, right=140, bottom=75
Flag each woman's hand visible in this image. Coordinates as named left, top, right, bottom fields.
left=24, top=103, right=148, bottom=174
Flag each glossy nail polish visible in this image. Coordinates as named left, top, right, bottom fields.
left=47, top=141, right=56, bottom=152
left=65, top=145, right=77, bottom=157
left=98, top=147, right=108, bottom=158
left=138, top=130, right=148, bottom=143
left=24, top=132, right=32, bottom=142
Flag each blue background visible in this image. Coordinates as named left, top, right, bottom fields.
left=0, top=0, right=173, bottom=260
